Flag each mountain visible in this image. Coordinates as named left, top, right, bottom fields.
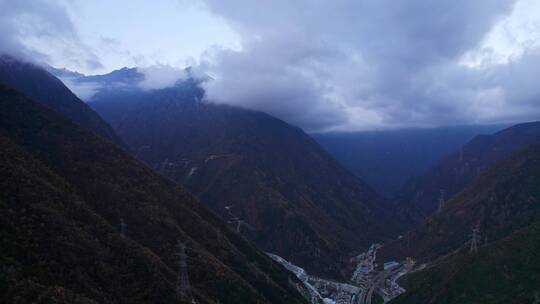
left=86, top=74, right=397, bottom=279
left=312, top=125, right=505, bottom=196
left=0, top=84, right=307, bottom=304
left=0, top=55, right=122, bottom=145
left=394, top=122, right=540, bottom=226
left=379, top=140, right=540, bottom=303
left=49, top=66, right=144, bottom=86
left=46, top=66, right=85, bottom=79
left=381, top=140, right=540, bottom=261
left=392, top=223, right=540, bottom=304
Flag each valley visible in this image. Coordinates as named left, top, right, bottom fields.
left=268, top=244, right=419, bottom=304
left=84, top=75, right=399, bottom=280
left=248, top=122, right=540, bottom=304
left=39, top=61, right=540, bottom=303
left=1, top=2, right=540, bottom=299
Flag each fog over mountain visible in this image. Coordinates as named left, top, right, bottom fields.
left=49, top=65, right=192, bottom=100
left=312, top=124, right=507, bottom=196
left=198, top=0, right=540, bottom=131
left=2, top=1, right=540, bottom=303
left=0, top=0, right=102, bottom=70
left=1, top=0, right=539, bottom=132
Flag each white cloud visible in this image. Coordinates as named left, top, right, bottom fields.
left=199, top=0, right=540, bottom=131
left=4, top=0, right=539, bottom=130
left=139, top=65, right=188, bottom=90
left=0, top=0, right=102, bottom=70
left=461, top=0, right=540, bottom=67
left=59, top=77, right=102, bottom=100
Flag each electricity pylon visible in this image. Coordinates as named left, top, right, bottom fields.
left=176, top=241, right=193, bottom=302
left=470, top=226, right=480, bottom=254
left=437, top=190, right=445, bottom=212
left=120, top=218, right=127, bottom=237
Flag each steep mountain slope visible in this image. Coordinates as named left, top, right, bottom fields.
left=382, top=140, right=540, bottom=261
left=377, top=141, right=540, bottom=303
left=0, top=84, right=307, bottom=304
left=394, top=122, right=540, bottom=225
left=88, top=77, right=396, bottom=279
left=1, top=134, right=182, bottom=304
left=0, top=55, right=122, bottom=144
left=312, top=125, right=504, bottom=196
left=392, top=222, right=540, bottom=304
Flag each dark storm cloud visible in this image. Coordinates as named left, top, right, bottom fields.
left=199, top=0, right=539, bottom=131
left=0, top=0, right=102, bottom=70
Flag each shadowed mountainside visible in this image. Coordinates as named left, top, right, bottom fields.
left=88, top=77, right=398, bottom=279
left=394, top=121, right=540, bottom=226
left=392, top=222, right=540, bottom=304
left=0, top=84, right=307, bottom=304
left=380, top=141, right=540, bottom=303
left=0, top=56, right=122, bottom=145
left=312, top=125, right=504, bottom=196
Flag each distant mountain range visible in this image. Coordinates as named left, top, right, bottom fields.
left=48, top=65, right=144, bottom=86
left=312, top=125, right=506, bottom=196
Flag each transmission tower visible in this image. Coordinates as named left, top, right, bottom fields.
left=438, top=190, right=445, bottom=212
left=120, top=218, right=127, bottom=237
left=175, top=241, right=193, bottom=302
left=470, top=226, right=480, bottom=254
left=236, top=220, right=244, bottom=234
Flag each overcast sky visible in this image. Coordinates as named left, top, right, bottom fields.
left=1, top=0, right=539, bottom=131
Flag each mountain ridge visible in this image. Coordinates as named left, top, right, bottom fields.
left=381, top=139, right=540, bottom=261
left=312, top=125, right=506, bottom=196
left=87, top=76, right=398, bottom=279
left=367, top=136, right=540, bottom=303
left=393, top=121, right=540, bottom=227
left=0, top=83, right=307, bottom=304
left=0, top=56, right=123, bottom=145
